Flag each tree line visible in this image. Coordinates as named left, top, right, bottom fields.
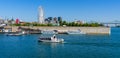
left=11, top=21, right=103, bottom=27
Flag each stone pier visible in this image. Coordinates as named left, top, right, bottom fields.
left=4, top=26, right=111, bottom=34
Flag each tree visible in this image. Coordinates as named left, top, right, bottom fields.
left=47, top=23, right=52, bottom=26
left=62, top=21, right=67, bottom=25
left=68, top=23, right=72, bottom=26
left=59, top=20, right=63, bottom=26
left=71, top=22, right=75, bottom=26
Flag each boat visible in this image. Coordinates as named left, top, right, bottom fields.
left=116, top=26, right=120, bottom=27
left=6, top=33, right=22, bottom=36
left=41, top=30, right=57, bottom=34
left=56, top=30, right=68, bottom=34
left=6, top=31, right=25, bottom=36
left=58, top=32, right=68, bottom=34
left=67, top=29, right=86, bottom=34
left=38, top=35, right=64, bottom=43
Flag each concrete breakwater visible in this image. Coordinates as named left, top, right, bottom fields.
left=5, top=26, right=111, bottom=34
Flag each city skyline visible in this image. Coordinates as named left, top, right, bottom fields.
left=0, top=0, right=120, bottom=22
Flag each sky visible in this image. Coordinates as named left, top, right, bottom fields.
left=0, top=0, right=120, bottom=22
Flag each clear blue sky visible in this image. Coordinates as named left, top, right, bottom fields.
left=0, top=0, right=120, bottom=22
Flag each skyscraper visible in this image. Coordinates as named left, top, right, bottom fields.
left=38, top=6, right=44, bottom=24
left=58, top=17, right=62, bottom=22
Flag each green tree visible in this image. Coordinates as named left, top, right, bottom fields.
left=47, top=23, right=52, bottom=26
left=59, top=20, right=63, bottom=26
left=71, top=22, right=75, bottom=26
left=62, top=21, right=67, bottom=25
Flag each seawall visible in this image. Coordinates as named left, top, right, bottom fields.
left=5, top=26, right=111, bottom=34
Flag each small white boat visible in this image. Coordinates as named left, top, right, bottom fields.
left=6, top=31, right=25, bottom=36
left=67, top=30, right=86, bottom=34
left=41, top=30, right=58, bottom=34
left=38, top=35, right=64, bottom=43
left=6, top=33, right=22, bottom=36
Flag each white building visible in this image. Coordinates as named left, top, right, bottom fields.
left=38, top=6, right=44, bottom=24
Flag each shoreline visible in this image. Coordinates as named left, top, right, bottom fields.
left=4, top=26, right=111, bottom=34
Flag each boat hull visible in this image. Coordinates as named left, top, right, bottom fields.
left=38, top=38, right=64, bottom=43
left=6, top=34, right=22, bottom=36
left=67, top=31, right=86, bottom=34
left=41, top=31, right=57, bottom=34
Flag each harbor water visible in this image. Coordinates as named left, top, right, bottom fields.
left=0, top=27, right=120, bottom=58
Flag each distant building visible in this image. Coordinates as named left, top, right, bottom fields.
left=16, top=19, right=20, bottom=24
left=53, top=17, right=57, bottom=23
left=58, top=17, right=62, bottom=22
left=48, top=17, right=53, bottom=23
left=44, top=17, right=60, bottom=26
left=75, top=20, right=84, bottom=24
left=44, top=18, right=49, bottom=24
left=48, top=17, right=53, bottom=21
left=4, top=19, right=8, bottom=24
left=38, top=6, right=44, bottom=24
left=0, top=19, right=4, bottom=24
left=52, top=17, right=59, bottom=26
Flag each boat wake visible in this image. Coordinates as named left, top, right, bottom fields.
left=63, top=42, right=120, bottom=47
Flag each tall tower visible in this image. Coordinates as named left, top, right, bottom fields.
left=38, top=6, right=44, bottom=24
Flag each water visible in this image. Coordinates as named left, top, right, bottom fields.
left=0, top=27, right=120, bottom=58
